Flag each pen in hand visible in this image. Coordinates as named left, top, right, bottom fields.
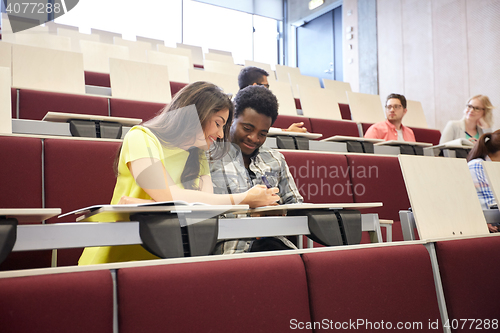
left=261, top=176, right=272, bottom=188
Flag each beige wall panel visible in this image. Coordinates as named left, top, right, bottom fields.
left=404, top=100, right=428, bottom=128
left=298, top=85, right=342, bottom=120
left=401, top=0, right=435, bottom=128
left=188, top=69, right=238, bottom=97
left=0, top=42, right=12, bottom=70
left=57, top=28, right=100, bottom=52
left=114, top=37, right=152, bottom=63
left=466, top=0, right=500, bottom=130
left=208, top=49, right=232, bottom=56
left=203, top=60, right=241, bottom=77
left=204, top=53, right=234, bottom=64
left=12, top=44, right=85, bottom=94
left=269, top=81, right=297, bottom=116
left=322, top=79, right=352, bottom=104
left=346, top=91, right=386, bottom=123
left=377, top=0, right=404, bottom=103
left=157, top=45, right=193, bottom=68
left=432, top=0, right=469, bottom=131
left=12, top=33, right=72, bottom=51
left=80, top=40, right=129, bottom=73
left=91, top=28, right=122, bottom=44
left=0, top=67, right=12, bottom=134
left=275, top=64, right=302, bottom=97
left=177, top=43, right=204, bottom=67
left=136, top=36, right=164, bottom=49
left=110, top=59, right=171, bottom=104
left=147, top=51, right=190, bottom=84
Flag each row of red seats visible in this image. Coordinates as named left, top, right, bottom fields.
left=1, top=135, right=412, bottom=270
left=1, top=236, right=499, bottom=332
left=10, top=72, right=442, bottom=144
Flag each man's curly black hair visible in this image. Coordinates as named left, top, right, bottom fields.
left=233, top=85, right=279, bottom=125
left=238, top=66, right=269, bottom=90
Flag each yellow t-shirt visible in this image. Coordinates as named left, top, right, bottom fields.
left=79, top=126, right=209, bottom=265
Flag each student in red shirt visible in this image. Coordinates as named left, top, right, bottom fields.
left=364, top=93, right=416, bottom=142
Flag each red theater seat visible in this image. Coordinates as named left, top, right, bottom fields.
left=0, top=136, right=43, bottom=209
left=170, top=81, right=188, bottom=98
left=309, top=118, right=359, bottom=138
left=361, top=122, right=373, bottom=136
left=346, top=155, right=411, bottom=241
left=435, top=236, right=500, bottom=330
left=295, top=98, right=302, bottom=110
left=44, top=138, right=120, bottom=266
left=302, top=244, right=441, bottom=330
left=84, top=71, right=111, bottom=87
left=281, top=151, right=353, bottom=204
left=0, top=136, right=51, bottom=270
left=109, top=98, right=166, bottom=123
left=117, top=255, right=312, bottom=333
left=339, top=103, right=352, bottom=120
left=0, top=270, right=113, bottom=333
left=10, top=88, right=16, bottom=119
left=410, top=127, right=441, bottom=145
left=18, top=89, right=109, bottom=120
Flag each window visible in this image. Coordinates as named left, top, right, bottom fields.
left=53, top=0, right=278, bottom=64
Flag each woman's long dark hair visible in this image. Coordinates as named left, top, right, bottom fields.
left=115, top=81, right=234, bottom=190
left=467, top=129, right=500, bottom=162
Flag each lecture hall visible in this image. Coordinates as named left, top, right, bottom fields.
left=1, top=1, right=500, bottom=332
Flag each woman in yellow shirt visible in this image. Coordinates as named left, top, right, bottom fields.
left=79, top=82, right=279, bottom=265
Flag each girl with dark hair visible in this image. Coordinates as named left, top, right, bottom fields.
left=79, top=82, right=279, bottom=265
left=467, top=129, right=500, bottom=232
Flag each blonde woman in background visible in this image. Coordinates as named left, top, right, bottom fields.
left=440, top=95, right=494, bottom=144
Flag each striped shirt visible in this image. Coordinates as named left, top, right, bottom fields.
left=210, top=144, right=303, bottom=254
left=468, top=157, right=496, bottom=209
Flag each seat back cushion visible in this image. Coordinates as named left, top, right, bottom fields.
left=0, top=136, right=42, bottom=208
left=44, top=138, right=120, bottom=266
left=435, top=236, right=500, bottom=325
left=19, top=89, right=109, bottom=120
left=309, top=118, right=359, bottom=138
left=302, top=244, right=441, bottom=330
left=109, top=98, right=166, bottom=123
left=339, top=103, right=352, bottom=120
left=281, top=151, right=353, bottom=204
left=0, top=270, right=113, bottom=333
left=117, top=254, right=312, bottom=333
left=345, top=155, right=409, bottom=221
left=411, top=127, right=441, bottom=145
left=273, top=114, right=312, bottom=132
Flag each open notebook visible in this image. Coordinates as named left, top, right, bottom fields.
left=58, top=200, right=208, bottom=219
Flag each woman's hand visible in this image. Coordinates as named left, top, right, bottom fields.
left=284, top=122, right=308, bottom=133
left=468, top=137, right=478, bottom=144
left=117, top=196, right=155, bottom=205
left=478, top=117, right=489, bottom=129
left=241, top=185, right=280, bottom=208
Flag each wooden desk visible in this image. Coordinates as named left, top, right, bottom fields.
left=0, top=208, right=61, bottom=223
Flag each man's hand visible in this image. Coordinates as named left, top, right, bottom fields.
left=488, top=224, right=499, bottom=233
left=284, top=122, right=307, bottom=133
